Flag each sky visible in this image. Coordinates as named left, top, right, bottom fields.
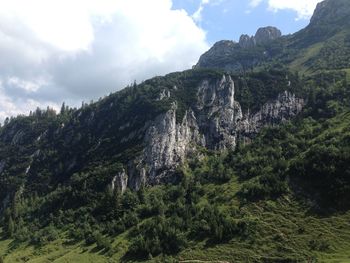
left=0, top=0, right=322, bottom=122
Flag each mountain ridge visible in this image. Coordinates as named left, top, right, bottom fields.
left=196, top=0, right=350, bottom=74
left=0, top=0, right=350, bottom=262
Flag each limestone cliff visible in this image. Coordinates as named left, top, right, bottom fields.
left=127, top=75, right=304, bottom=188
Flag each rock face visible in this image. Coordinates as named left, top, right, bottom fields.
left=127, top=75, right=304, bottom=188
left=111, top=169, right=128, bottom=193
left=196, top=75, right=242, bottom=150
left=239, top=91, right=304, bottom=138
left=239, top=34, right=256, bottom=49
left=196, top=26, right=282, bottom=70
left=310, top=0, right=350, bottom=27
left=254, top=27, right=282, bottom=45
left=239, top=27, right=281, bottom=48
left=195, top=40, right=242, bottom=70
left=143, top=103, right=202, bottom=185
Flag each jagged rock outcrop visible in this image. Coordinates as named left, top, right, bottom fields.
left=239, top=91, right=305, bottom=139
left=196, top=27, right=282, bottom=70
left=157, top=89, right=171, bottom=101
left=239, top=27, right=281, bottom=48
left=143, top=103, right=203, bottom=185
left=111, top=169, right=128, bottom=193
left=239, top=34, right=256, bottom=49
left=254, top=26, right=282, bottom=44
left=196, top=75, right=242, bottom=150
left=195, top=40, right=243, bottom=71
left=129, top=75, right=304, bottom=187
left=127, top=160, right=147, bottom=190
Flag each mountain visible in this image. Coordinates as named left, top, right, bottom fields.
left=0, top=0, right=350, bottom=262
left=196, top=0, right=350, bottom=75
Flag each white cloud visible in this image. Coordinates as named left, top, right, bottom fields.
left=193, top=0, right=211, bottom=22
left=267, top=0, right=321, bottom=19
left=0, top=0, right=209, bottom=122
left=7, top=77, right=47, bottom=93
left=249, top=0, right=263, bottom=8
left=193, top=0, right=224, bottom=22
left=250, top=0, right=321, bottom=19
left=0, top=81, right=60, bottom=122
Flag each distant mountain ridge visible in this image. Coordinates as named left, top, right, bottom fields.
left=196, top=0, right=350, bottom=73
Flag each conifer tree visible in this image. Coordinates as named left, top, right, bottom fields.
left=7, top=216, right=15, bottom=238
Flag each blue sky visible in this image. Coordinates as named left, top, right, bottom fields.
left=0, top=0, right=321, bottom=121
left=173, top=0, right=314, bottom=44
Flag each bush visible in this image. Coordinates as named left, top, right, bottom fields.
left=128, top=216, right=187, bottom=258
left=94, top=232, right=112, bottom=251
left=14, top=226, right=30, bottom=242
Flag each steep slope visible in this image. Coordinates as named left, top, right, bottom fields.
left=195, top=26, right=283, bottom=71
left=196, top=0, right=350, bottom=75
left=0, top=0, right=350, bottom=262
left=0, top=69, right=303, bottom=203
left=0, top=69, right=349, bottom=263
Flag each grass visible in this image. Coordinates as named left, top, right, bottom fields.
left=178, top=198, right=350, bottom=263
left=1, top=176, right=350, bottom=262
left=288, top=42, right=324, bottom=74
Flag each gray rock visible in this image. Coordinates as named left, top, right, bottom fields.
left=123, top=75, right=304, bottom=187
left=310, top=0, right=350, bottom=27
left=111, top=169, right=128, bottom=193
left=196, top=27, right=281, bottom=70
left=239, top=34, right=256, bottom=48
left=195, top=40, right=238, bottom=69
left=143, top=102, right=202, bottom=185
left=254, top=26, right=282, bottom=45
left=157, top=89, right=171, bottom=101
left=196, top=75, right=242, bottom=150
left=127, top=158, right=147, bottom=190
left=239, top=91, right=305, bottom=138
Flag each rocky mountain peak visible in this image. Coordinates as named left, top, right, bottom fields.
left=238, top=26, right=281, bottom=48
left=239, top=34, right=256, bottom=48
left=209, top=40, right=236, bottom=55
left=310, top=0, right=350, bottom=26
left=254, top=26, right=282, bottom=44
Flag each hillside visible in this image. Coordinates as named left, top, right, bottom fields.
left=0, top=0, right=350, bottom=262
left=196, top=0, right=350, bottom=76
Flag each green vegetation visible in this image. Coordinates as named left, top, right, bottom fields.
left=0, top=67, right=349, bottom=262
left=1, top=0, right=350, bottom=261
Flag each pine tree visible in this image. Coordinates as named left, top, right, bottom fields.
left=7, top=216, right=15, bottom=238
left=60, top=102, right=66, bottom=115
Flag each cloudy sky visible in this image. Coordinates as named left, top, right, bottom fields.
left=0, top=0, right=322, bottom=122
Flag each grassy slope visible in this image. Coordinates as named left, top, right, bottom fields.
left=288, top=29, right=350, bottom=76
left=288, top=42, right=324, bottom=75
left=1, top=177, right=350, bottom=263
left=0, top=229, right=129, bottom=263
